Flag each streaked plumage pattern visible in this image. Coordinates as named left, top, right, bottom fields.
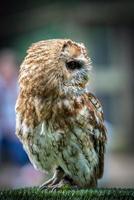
left=15, top=39, right=107, bottom=188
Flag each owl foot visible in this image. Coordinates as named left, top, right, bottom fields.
left=39, top=167, right=64, bottom=190
left=47, top=175, right=79, bottom=191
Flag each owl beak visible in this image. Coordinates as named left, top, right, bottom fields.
left=79, top=83, right=86, bottom=88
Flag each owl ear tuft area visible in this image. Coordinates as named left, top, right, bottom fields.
left=61, top=40, right=72, bottom=52
left=62, top=43, right=68, bottom=51
left=60, top=40, right=71, bottom=58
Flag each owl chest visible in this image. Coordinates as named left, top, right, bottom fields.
left=23, top=122, right=67, bottom=171
left=21, top=106, right=94, bottom=172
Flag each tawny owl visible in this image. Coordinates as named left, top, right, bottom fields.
left=15, top=39, right=107, bottom=190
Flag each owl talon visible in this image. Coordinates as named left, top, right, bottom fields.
left=50, top=181, right=71, bottom=191
left=39, top=167, right=64, bottom=190
left=47, top=176, right=78, bottom=191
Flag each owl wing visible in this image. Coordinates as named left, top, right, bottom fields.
left=86, top=92, right=107, bottom=179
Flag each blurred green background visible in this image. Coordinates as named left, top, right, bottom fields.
left=0, top=0, right=134, bottom=189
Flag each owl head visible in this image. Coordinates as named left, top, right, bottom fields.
left=19, top=39, right=91, bottom=97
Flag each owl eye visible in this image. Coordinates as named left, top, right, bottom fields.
left=66, top=61, right=83, bottom=70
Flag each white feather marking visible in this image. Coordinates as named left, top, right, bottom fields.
left=63, top=99, right=70, bottom=107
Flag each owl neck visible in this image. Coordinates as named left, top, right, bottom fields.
left=39, top=89, right=86, bottom=122
left=60, top=84, right=87, bottom=97
left=20, top=87, right=87, bottom=128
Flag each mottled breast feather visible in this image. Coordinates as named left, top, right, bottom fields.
left=85, top=92, right=107, bottom=179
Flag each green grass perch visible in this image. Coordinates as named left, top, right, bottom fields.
left=0, top=187, right=134, bottom=200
